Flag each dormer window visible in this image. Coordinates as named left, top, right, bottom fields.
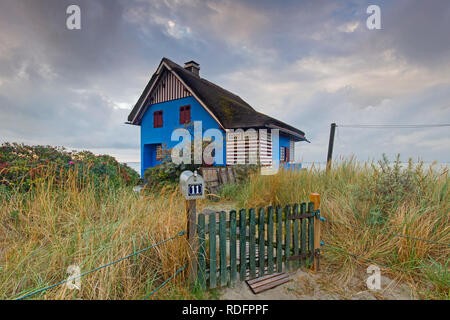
left=180, top=105, right=191, bottom=124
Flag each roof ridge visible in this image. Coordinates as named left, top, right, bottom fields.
left=162, top=57, right=250, bottom=105
left=128, top=57, right=306, bottom=140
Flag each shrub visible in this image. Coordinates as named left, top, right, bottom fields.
left=0, top=142, right=140, bottom=191
left=357, top=154, right=426, bottom=225
left=143, top=143, right=205, bottom=188
left=144, top=162, right=202, bottom=188
left=231, top=164, right=260, bottom=182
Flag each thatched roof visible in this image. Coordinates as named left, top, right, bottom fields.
left=128, top=58, right=307, bottom=141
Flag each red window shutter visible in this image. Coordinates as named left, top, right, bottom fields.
left=180, top=105, right=191, bottom=124
left=186, top=106, right=191, bottom=123
left=154, top=111, right=163, bottom=128
left=286, top=147, right=290, bottom=162
left=180, top=106, right=185, bottom=124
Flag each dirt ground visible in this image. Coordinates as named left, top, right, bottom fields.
left=219, top=267, right=417, bottom=300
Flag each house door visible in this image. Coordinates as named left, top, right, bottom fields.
left=143, top=143, right=163, bottom=171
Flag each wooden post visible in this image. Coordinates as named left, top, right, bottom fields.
left=186, top=199, right=198, bottom=284
left=309, top=193, right=321, bottom=271
left=326, top=123, right=336, bottom=171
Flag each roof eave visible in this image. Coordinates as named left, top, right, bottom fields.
left=265, top=124, right=308, bottom=142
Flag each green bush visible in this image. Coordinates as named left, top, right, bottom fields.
left=144, top=142, right=209, bottom=188
left=144, top=161, right=202, bottom=188
left=357, top=154, right=426, bottom=225
left=231, top=164, right=260, bottom=182
left=0, top=142, right=140, bottom=191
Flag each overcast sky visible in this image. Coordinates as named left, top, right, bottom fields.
left=0, top=0, right=449, bottom=164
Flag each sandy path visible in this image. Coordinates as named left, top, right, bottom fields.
left=219, top=267, right=417, bottom=300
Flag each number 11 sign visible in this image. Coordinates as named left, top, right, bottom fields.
left=188, top=184, right=203, bottom=196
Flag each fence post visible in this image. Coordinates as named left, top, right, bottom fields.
left=309, top=193, right=321, bottom=271
left=186, top=199, right=198, bottom=283
left=197, top=213, right=206, bottom=289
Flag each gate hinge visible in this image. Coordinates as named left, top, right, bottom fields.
left=314, top=248, right=320, bottom=257
left=315, top=209, right=320, bottom=219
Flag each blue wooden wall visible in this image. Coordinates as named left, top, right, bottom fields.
left=140, top=96, right=224, bottom=176
left=139, top=96, right=296, bottom=177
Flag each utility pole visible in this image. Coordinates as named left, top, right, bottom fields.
left=326, top=123, right=336, bottom=171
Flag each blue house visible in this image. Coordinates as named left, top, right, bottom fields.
left=127, top=58, right=308, bottom=177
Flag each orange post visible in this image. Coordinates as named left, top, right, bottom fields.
left=309, top=193, right=321, bottom=271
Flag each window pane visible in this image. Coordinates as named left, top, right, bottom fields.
left=156, top=145, right=163, bottom=161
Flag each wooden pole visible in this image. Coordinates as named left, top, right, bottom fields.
left=186, top=199, right=198, bottom=284
left=326, top=123, right=336, bottom=171
left=310, top=193, right=321, bottom=271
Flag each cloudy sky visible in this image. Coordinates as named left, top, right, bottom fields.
left=0, top=0, right=449, bottom=164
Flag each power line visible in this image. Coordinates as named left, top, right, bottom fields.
left=337, top=124, right=450, bottom=128
left=325, top=122, right=449, bottom=168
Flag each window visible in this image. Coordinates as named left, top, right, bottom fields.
left=156, top=144, right=163, bottom=161
left=153, top=111, right=163, bottom=128
left=280, top=146, right=290, bottom=162
left=180, top=105, right=191, bottom=124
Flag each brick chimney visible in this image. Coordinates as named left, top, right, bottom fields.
left=184, top=60, right=200, bottom=77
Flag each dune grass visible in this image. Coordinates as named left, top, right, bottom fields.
left=1, top=156, right=448, bottom=300
left=220, top=156, right=449, bottom=299
left=0, top=166, right=194, bottom=300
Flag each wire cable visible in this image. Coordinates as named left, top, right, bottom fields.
left=337, top=124, right=450, bottom=128
left=15, top=230, right=185, bottom=300
left=142, top=263, right=187, bottom=300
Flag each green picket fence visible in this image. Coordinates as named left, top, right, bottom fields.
left=197, top=202, right=317, bottom=289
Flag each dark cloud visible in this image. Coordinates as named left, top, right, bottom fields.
left=0, top=0, right=449, bottom=162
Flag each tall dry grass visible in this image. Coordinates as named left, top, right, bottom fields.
left=1, top=158, right=448, bottom=300
left=222, top=158, right=449, bottom=299
left=0, top=166, right=191, bottom=300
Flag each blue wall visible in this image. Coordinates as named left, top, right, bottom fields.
left=139, top=96, right=297, bottom=177
left=272, top=133, right=291, bottom=164
left=140, top=96, right=224, bottom=176
left=279, top=134, right=291, bottom=149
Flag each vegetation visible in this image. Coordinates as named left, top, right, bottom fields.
left=1, top=145, right=448, bottom=300
left=0, top=143, right=140, bottom=192
left=0, top=163, right=194, bottom=300
left=219, top=156, right=449, bottom=299
left=143, top=143, right=202, bottom=188
left=144, top=161, right=201, bottom=189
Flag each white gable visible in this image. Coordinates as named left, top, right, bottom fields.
left=150, top=70, right=192, bottom=104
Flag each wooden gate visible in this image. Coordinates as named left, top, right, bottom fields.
left=196, top=198, right=321, bottom=289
